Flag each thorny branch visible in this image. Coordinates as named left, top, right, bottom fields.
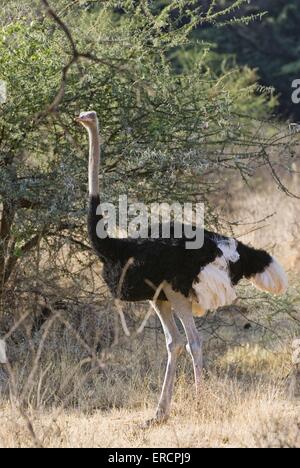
left=38, top=0, right=125, bottom=120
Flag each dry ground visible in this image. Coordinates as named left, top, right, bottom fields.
left=0, top=331, right=299, bottom=448
left=0, top=384, right=299, bottom=448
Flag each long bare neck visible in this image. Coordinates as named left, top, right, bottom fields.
left=88, top=124, right=100, bottom=197
left=86, top=123, right=115, bottom=261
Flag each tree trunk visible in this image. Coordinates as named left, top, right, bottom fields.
left=0, top=200, right=16, bottom=306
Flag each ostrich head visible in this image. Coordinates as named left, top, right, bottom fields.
left=75, top=111, right=98, bottom=129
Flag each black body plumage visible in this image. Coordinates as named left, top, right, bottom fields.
left=88, top=196, right=273, bottom=302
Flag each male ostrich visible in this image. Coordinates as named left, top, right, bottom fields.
left=76, top=111, right=288, bottom=425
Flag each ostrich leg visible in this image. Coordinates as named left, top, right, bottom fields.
left=148, top=300, right=185, bottom=425
left=164, top=285, right=203, bottom=392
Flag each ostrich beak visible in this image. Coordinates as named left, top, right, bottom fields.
left=75, top=116, right=94, bottom=124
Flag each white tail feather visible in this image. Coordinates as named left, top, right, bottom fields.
left=251, top=257, right=288, bottom=295
left=216, top=237, right=239, bottom=263
left=191, top=239, right=287, bottom=316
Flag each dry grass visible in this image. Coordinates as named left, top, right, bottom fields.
left=0, top=374, right=299, bottom=448
left=0, top=331, right=299, bottom=448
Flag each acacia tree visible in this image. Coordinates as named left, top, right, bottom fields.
left=0, top=0, right=296, bottom=307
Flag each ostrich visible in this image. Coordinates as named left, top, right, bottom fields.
left=76, top=111, right=288, bottom=425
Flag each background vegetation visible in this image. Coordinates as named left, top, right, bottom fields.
left=0, top=0, right=299, bottom=448
left=194, top=0, right=300, bottom=119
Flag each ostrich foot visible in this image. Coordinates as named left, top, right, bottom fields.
left=140, top=415, right=168, bottom=429
left=139, top=407, right=170, bottom=429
